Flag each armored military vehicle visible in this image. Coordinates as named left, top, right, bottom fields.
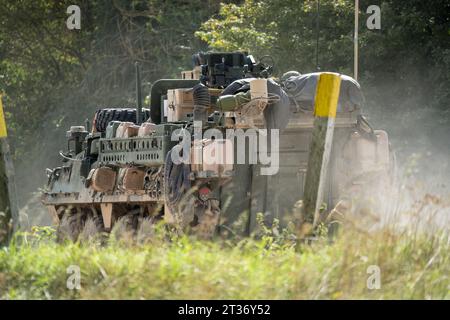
left=42, top=52, right=393, bottom=241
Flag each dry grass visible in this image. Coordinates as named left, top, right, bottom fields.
left=0, top=192, right=449, bottom=300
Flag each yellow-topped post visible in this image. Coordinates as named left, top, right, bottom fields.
left=0, top=94, right=19, bottom=243
left=303, top=72, right=341, bottom=228
left=0, top=94, right=7, bottom=138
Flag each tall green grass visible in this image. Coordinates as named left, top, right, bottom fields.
left=0, top=211, right=448, bottom=299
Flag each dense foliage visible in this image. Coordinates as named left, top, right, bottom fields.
left=1, top=217, right=448, bottom=299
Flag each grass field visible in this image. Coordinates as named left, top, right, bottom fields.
left=1, top=206, right=448, bottom=300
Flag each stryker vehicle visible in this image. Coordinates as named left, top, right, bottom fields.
left=42, top=52, right=393, bottom=241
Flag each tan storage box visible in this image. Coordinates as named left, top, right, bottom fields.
left=181, top=66, right=201, bottom=80
left=89, top=167, right=116, bottom=192
left=167, top=88, right=194, bottom=122
left=138, top=122, right=156, bottom=137
left=167, top=88, right=218, bottom=122
left=123, top=125, right=140, bottom=138
left=120, top=167, right=145, bottom=191
left=191, top=139, right=234, bottom=176
left=116, top=122, right=139, bottom=138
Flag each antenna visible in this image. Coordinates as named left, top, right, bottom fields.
left=135, top=62, right=143, bottom=124
left=354, top=0, right=359, bottom=81
left=315, top=0, right=320, bottom=71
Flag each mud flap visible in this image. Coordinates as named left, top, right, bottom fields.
left=46, top=205, right=59, bottom=224
left=100, top=203, right=113, bottom=230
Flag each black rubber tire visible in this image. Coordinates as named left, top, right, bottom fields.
left=94, top=108, right=150, bottom=132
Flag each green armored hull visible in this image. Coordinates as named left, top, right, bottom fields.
left=42, top=52, right=393, bottom=241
